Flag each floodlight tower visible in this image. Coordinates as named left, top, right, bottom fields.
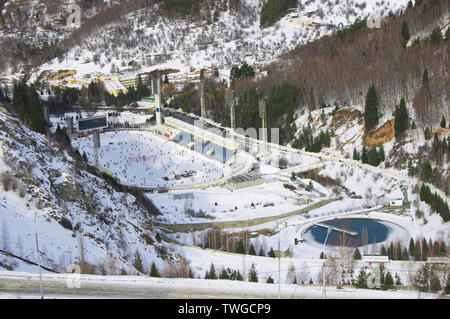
left=153, top=70, right=162, bottom=127
left=43, top=104, right=49, bottom=124
left=259, top=99, right=268, bottom=159
left=66, top=117, right=73, bottom=138
left=93, top=129, right=100, bottom=168
left=226, top=89, right=235, bottom=134
left=199, top=70, right=206, bottom=128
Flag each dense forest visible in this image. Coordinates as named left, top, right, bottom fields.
left=233, top=0, right=449, bottom=130
left=260, top=0, right=297, bottom=28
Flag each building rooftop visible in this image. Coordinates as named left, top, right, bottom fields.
left=103, top=81, right=127, bottom=92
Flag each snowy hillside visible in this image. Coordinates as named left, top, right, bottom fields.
left=0, top=106, right=175, bottom=274
left=16, top=0, right=411, bottom=81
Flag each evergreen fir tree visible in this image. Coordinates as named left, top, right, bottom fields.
left=353, top=248, right=361, bottom=260
left=422, top=68, right=429, bottom=83
left=236, top=240, right=245, bottom=254
left=355, top=267, right=368, bottom=288
left=248, top=244, right=256, bottom=255
left=266, top=276, right=274, bottom=284
left=353, top=148, right=360, bottom=161
left=445, top=273, right=450, bottom=294
left=379, top=145, right=386, bottom=163
left=409, top=238, right=415, bottom=256
left=361, top=146, right=368, bottom=164
left=394, top=98, right=409, bottom=138
left=133, top=250, right=144, bottom=273
left=395, top=273, right=402, bottom=286
left=383, top=272, right=395, bottom=290
left=248, top=264, right=258, bottom=282
left=268, top=247, right=276, bottom=258
left=424, top=127, right=431, bottom=140
left=440, top=116, right=446, bottom=128
left=206, top=263, right=217, bottom=279
left=290, top=171, right=296, bottom=181
left=414, top=263, right=431, bottom=292
left=219, top=268, right=229, bottom=280
left=430, top=27, right=443, bottom=45
left=430, top=274, right=441, bottom=293
left=364, top=85, right=379, bottom=132
left=259, top=248, right=265, bottom=257
left=149, top=262, right=160, bottom=277
left=401, top=21, right=410, bottom=41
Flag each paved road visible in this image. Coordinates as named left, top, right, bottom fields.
left=0, top=273, right=437, bottom=299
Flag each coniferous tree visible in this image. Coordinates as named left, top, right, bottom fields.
left=353, top=148, right=360, bottom=161
left=394, top=98, right=409, bottom=138
left=248, top=244, right=256, bottom=256
left=395, top=273, right=402, bottom=286
left=29, top=85, right=47, bottom=134
left=422, top=68, right=429, bottom=83
left=206, top=263, right=217, bottom=279
left=235, top=270, right=243, bottom=281
left=353, top=248, right=361, bottom=260
left=133, top=250, right=144, bottom=273
left=266, top=276, right=274, bottom=284
left=424, top=127, right=431, bottom=140
left=248, top=264, right=258, bottom=282
left=378, top=145, right=385, bottom=163
left=364, top=85, right=379, bottom=132
left=383, top=272, right=395, bottom=290
left=401, top=21, right=410, bottom=41
left=268, top=247, right=276, bottom=258
left=361, top=146, right=368, bottom=164
left=219, top=268, right=229, bottom=280
left=440, top=116, right=446, bottom=128
left=355, top=267, right=368, bottom=288
left=430, top=27, right=443, bottom=45
left=445, top=273, right=450, bottom=294
left=149, top=262, right=160, bottom=277
left=236, top=240, right=245, bottom=254
left=409, top=238, right=415, bottom=256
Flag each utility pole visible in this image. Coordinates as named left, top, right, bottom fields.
left=278, top=233, right=281, bottom=299
left=34, top=213, right=44, bottom=299
left=322, top=226, right=333, bottom=299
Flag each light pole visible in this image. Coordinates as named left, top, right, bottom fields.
left=274, top=220, right=298, bottom=299
left=34, top=212, right=44, bottom=299
left=322, top=226, right=333, bottom=299
left=273, top=220, right=287, bottom=299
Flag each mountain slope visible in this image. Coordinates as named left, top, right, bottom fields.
left=1, top=0, right=411, bottom=79
left=0, top=105, right=174, bottom=274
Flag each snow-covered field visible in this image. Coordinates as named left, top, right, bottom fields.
left=149, top=181, right=313, bottom=224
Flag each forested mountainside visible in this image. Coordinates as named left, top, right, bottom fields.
left=1, top=0, right=410, bottom=75
left=232, top=0, right=448, bottom=132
